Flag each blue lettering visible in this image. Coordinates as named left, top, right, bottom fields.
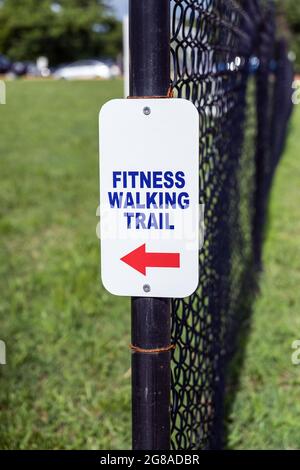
left=108, top=192, right=123, bottom=208
left=146, top=192, right=158, bottom=209
left=128, top=171, right=139, bottom=188
left=124, top=192, right=135, bottom=208
left=175, top=171, right=186, bottom=189
left=153, top=171, right=163, bottom=189
left=136, top=213, right=146, bottom=229
left=147, top=213, right=158, bottom=229
left=113, top=171, right=122, bottom=188
left=178, top=192, right=190, bottom=209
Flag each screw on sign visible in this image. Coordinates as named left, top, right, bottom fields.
left=99, top=98, right=200, bottom=298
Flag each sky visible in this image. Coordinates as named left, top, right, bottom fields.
left=109, top=0, right=128, bottom=18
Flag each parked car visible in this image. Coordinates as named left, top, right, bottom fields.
left=11, top=61, right=28, bottom=76
left=0, top=54, right=11, bottom=74
left=52, top=59, right=112, bottom=80
left=6, top=60, right=50, bottom=79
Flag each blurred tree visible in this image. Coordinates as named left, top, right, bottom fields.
left=0, top=0, right=122, bottom=65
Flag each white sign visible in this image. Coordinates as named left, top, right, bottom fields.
left=99, top=98, right=200, bottom=298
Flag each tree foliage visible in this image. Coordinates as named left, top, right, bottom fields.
left=0, top=0, right=122, bottom=65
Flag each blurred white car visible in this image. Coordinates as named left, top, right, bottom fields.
left=53, top=60, right=112, bottom=80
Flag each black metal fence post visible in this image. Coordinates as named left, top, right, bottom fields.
left=129, top=0, right=171, bottom=451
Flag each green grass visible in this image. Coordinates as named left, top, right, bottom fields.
left=0, top=80, right=299, bottom=450
left=226, top=106, right=300, bottom=450
left=0, top=80, right=131, bottom=449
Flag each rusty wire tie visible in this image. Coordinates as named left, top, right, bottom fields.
left=127, top=86, right=174, bottom=100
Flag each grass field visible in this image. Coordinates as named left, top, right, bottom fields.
left=0, top=80, right=299, bottom=450
left=0, top=80, right=131, bottom=449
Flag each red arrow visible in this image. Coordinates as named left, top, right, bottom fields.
left=121, top=244, right=180, bottom=276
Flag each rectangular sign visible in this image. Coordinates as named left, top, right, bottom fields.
left=99, top=98, right=200, bottom=298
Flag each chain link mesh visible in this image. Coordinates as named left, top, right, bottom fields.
left=170, top=0, right=293, bottom=449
